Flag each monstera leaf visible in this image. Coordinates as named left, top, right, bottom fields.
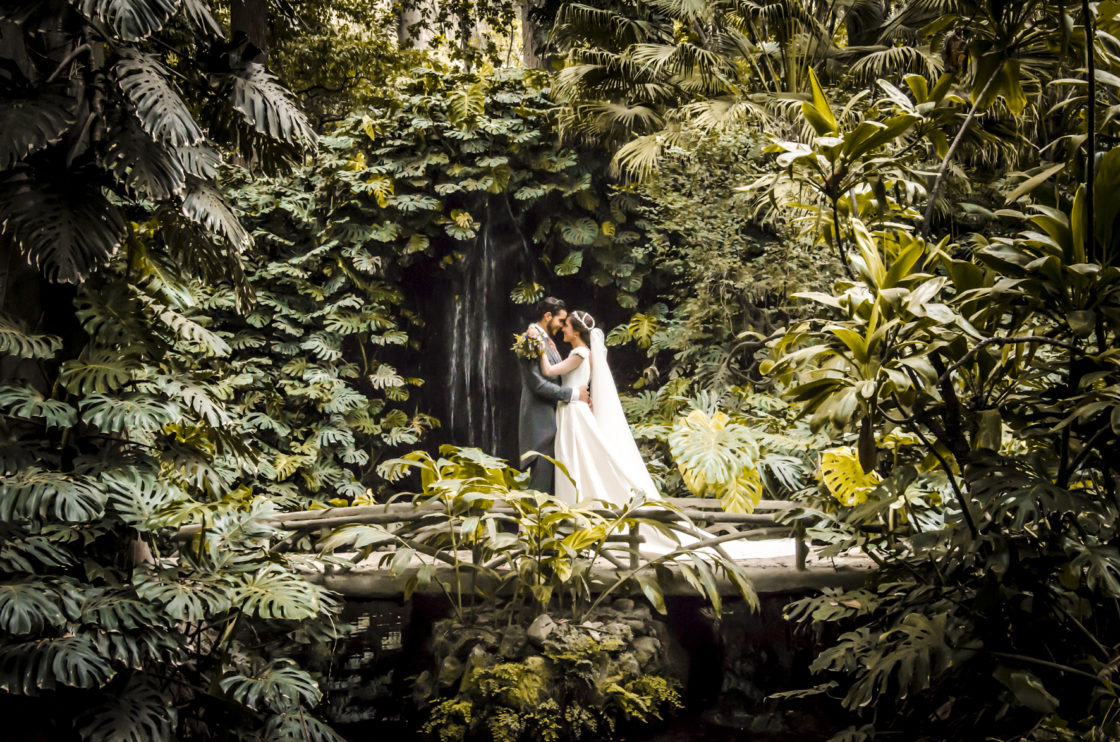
left=81, top=393, right=178, bottom=434
left=0, top=315, right=62, bottom=359
left=78, top=673, right=176, bottom=742
left=77, top=0, right=180, bottom=41
left=447, top=80, right=488, bottom=127
left=0, top=580, right=74, bottom=634
left=220, top=659, right=322, bottom=713
left=820, top=447, right=882, bottom=506
left=181, top=177, right=251, bottom=250
left=104, top=119, right=186, bottom=199
left=0, top=467, right=106, bottom=522
left=101, top=467, right=186, bottom=530
left=224, top=64, right=316, bottom=149
left=231, top=564, right=329, bottom=620
left=179, top=0, right=222, bottom=36
left=260, top=713, right=345, bottom=742
left=133, top=571, right=233, bottom=621
left=0, top=181, right=125, bottom=283
left=115, top=49, right=203, bottom=147
left=174, top=143, right=222, bottom=179
left=670, top=409, right=760, bottom=495
left=0, top=634, right=117, bottom=694
left=0, top=91, right=75, bottom=171
left=60, top=351, right=135, bottom=395
left=0, top=382, right=77, bottom=428
left=559, top=217, right=599, bottom=246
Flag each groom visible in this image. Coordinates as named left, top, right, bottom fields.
left=517, top=297, right=591, bottom=493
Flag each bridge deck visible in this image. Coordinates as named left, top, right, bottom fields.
left=303, top=549, right=873, bottom=599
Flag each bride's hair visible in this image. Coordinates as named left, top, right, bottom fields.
left=568, top=310, right=595, bottom=343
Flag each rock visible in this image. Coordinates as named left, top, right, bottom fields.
left=498, top=624, right=527, bottom=658
left=527, top=614, right=557, bottom=646
left=623, top=619, right=646, bottom=633
left=438, top=655, right=463, bottom=687
left=632, top=635, right=661, bottom=668
left=617, top=652, right=642, bottom=679
left=612, top=598, right=635, bottom=611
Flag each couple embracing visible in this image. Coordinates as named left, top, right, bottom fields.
left=515, top=297, right=658, bottom=507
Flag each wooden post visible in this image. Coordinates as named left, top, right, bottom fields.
left=794, top=521, right=808, bottom=571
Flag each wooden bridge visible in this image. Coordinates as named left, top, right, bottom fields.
left=176, top=497, right=872, bottom=598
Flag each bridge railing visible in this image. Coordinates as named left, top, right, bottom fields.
left=175, top=497, right=808, bottom=572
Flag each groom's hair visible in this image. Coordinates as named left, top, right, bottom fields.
left=536, top=296, right=567, bottom=320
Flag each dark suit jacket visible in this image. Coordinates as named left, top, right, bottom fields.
left=517, top=329, right=572, bottom=493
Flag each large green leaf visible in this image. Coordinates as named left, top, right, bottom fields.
left=115, top=49, right=204, bottom=147
left=104, top=119, right=186, bottom=200
left=0, top=181, right=125, bottom=283
left=81, top=393, right=178, bottom=434
left=260, top=713, right=345, bottom=742
left=60, top=351, right=135, bottom=395
left=0, top=315, right=62, bottom=359
left=78, top=673, right=176, bottom=742
left=133, top=571, right=233, bottom=621
left=0, top=635, right=116, bottom=693
left=0, top=92, right=75, bottom=171
left=0, top=382, right=77, bottom=428
left=220, top=659, right=322, bottom=713
left=102, top=467, right=187, bottom=529
left=0, top=468, right=106, bottom=522
left=225, top=64, right=316, bottom=149
left=77, top=0, right=180, bottom=41
left=231, top=564, right=330, bottom=620
left=181, top=177, right=251, bottom=250
left=0, top=580, right=76, bottom=634
left=559, top=217, right=599, bottom=246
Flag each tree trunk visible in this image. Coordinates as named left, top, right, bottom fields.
left=519, top=0, right=540, bottom=68
left=398, top=0, right=434, bottom=50
left=231, top=0, right=268, bottom=64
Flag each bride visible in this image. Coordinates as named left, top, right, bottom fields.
left=537, top=310, right=658, bottom=507
left=538, top=309, right=799, bottom=561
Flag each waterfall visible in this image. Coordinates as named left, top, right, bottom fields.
left=445, top=208, right=517, bottom=459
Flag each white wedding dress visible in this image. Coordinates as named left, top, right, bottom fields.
left=550, top=329, right=797, bottom=561
left=553, top=344, right=658, bottom=507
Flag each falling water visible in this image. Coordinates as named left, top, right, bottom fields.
left=445, top=210, right=517, bottom=458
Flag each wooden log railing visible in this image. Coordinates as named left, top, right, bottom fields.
left=174, top=498, right=808, bottom=571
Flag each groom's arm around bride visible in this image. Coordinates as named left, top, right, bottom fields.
left=516, top=298, right=589, bottom=494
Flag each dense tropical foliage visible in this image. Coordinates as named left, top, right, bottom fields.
left=5, top=0, right=1120, bottom=739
